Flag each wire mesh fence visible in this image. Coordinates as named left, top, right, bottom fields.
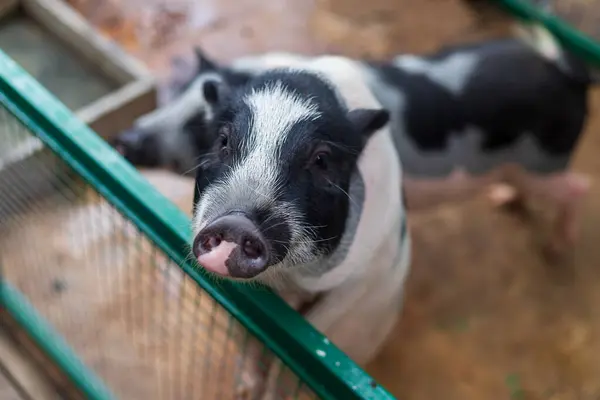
left=0, top=76, right=317, bottom=400
left=0, top=50, right=395, bottom=400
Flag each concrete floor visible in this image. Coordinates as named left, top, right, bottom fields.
left=66, top=0, right=600, bottom=398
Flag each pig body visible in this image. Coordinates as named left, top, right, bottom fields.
left=368, top=23, right=592, bottom=253
left=363, top=25, right=592, bottom=255
left=190, top=56, right=409, bottom=397
left=369, top=37, right=587, bottom=178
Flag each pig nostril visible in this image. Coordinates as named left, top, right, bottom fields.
left=202, top=234, right=222, bottom=251
left=242, top=238, right=263, bottom=259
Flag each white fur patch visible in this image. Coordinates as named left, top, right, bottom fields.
left=228, top=80, right=319, bottom=193
left=244, top=80, right=319, bottom=155
left=393, top=52, right=478, bottom=95
left=513, top=21, right=562, bottom=62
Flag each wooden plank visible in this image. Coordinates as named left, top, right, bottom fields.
left=0, top=0, right=157, bottom=200
left=0, top=327, right=60, bottom=400
left=20, top=0, right=151, bottom=84
left=79, top=78, right=157, bottom=141
left=18, top=0, right=158, bottom=139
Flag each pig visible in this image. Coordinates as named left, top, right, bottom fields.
left=112, top=22, right=595, bottom=256
left=190, top=56, right=410, bottom=398
left=367, top=22, right=595, bottom=256
left=112, top=50, right=309, bottom=174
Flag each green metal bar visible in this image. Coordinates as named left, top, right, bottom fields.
left=493, top=0, right=600, bottom=67
left=0, top=50, right=396, bottom=400
left=0, top=281, right=117, bottom=400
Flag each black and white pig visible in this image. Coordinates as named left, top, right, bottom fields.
left=189, top=55, right=410, bottom=398
left=112, top=51, right=310, bottom=172
left=112, top=22, right=595, bottom=254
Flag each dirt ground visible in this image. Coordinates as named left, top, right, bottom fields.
left=0, top=168, right=277, bottom=400
left=56, top=0, right=600, bottom=398
left=0, top=372, right=24, bottom=400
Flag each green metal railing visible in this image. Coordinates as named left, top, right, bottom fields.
left=0, top=49, right=395, bottom=400
left=494, top=0, right=600, bottom=67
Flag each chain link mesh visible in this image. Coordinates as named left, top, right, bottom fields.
left=0, top=101, right=316, bottom=399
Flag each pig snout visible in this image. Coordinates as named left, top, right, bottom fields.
left=111, top=129, right=161, bottom=167
left=193, top=214, right=269, bottom=279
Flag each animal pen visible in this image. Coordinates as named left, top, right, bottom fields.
left=0, top=49, right=395, bottom=399
left=2, top=0, right=600, bottom=397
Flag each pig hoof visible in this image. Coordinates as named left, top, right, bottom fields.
left=235, top=368, right=265, bottom=400
left=544, top=172, right=591, bottom=260
left=543, top=226, right=578, bottom=265
left=542, top=241, right=573, bottom=266
left=487, top=184, right=530, bottom=217
left=543, top=241, right=562, bottom=262
left=487, top=184, right=519, bottom=207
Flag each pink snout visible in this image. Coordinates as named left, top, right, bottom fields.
left=192, top=214, right=269, bottom=279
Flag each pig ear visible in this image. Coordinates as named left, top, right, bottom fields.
left=347, top=108, right=390, bottom=140
left=194, top=47, right=218, bottom=72
left=202, top=79, right=230, bottom=105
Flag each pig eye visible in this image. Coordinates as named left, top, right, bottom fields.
left=218, top=124, right=231, bottom=157
left=310, top=149, right=330, bottom=172
left=219, top=133, right=228, bottom=148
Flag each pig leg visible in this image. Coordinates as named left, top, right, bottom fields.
left=543, top=173, right=589, bottom=256
left=487, top=183, right=520, bottom=207
left=256, top=293, right=318, bottom=400
left=486, top=182, right=534, bottom=219
left=236, top=293, right=313, bottom=400
left=259, top=359, right=311, bottom=400
left=259, top=361, right=285, bottom=400
left=235, top=336, right=269, bottom=400
left=501, top=166, right=591, bottom=255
